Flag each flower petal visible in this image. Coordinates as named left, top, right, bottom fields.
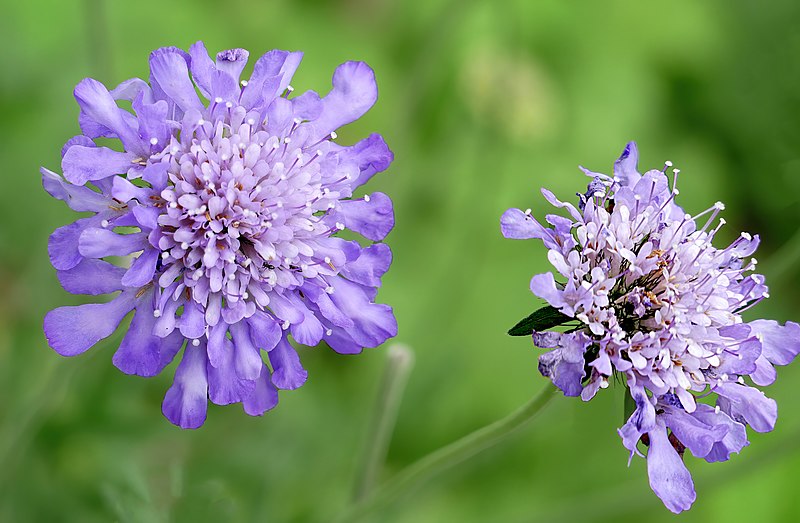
left=715, top=382, right=777, bottom=433
left=207, top=337, right=257, bottom=405
left=162, top=343, right=209, bottom=429
left=62, top=145, right=136, bottom=185
left=334, top=192, right=394, bottom=241
left=57, top=258, right=126, bottom=295
left=114, top=304, right=184, bottom=377
left=314, top=61, right=377, bottom=136
left=646, top=423, right=696, bottom=513
left=149, top=47, right=203, bottom=114
left=268, top=337, right=308, bottom=390
left=242, top=363, right=279, bottom=416
left=44, top=292, right=135, bottom=357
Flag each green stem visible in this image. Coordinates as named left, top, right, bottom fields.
left=352, top=344, right=415, bottom=502
left=335, top=384, right=559, bottom=522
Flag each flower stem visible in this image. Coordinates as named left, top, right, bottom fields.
left=352, top=344, right=415, bottom=502
left=336, top=384, right=559, bottom=522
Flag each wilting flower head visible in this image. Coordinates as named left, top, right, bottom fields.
left=43, top=42, right=397, bottom=428
left=502, top=142, right=800, bottom=512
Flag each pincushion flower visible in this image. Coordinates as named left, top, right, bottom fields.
left=502, top=142, right=800, bottom=512
left=42, top=42, right=397, bottom=428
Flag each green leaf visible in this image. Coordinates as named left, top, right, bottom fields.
left=507, top=306, right=572, bottom=336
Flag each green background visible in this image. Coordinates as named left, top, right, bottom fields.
left=2, top=0, right=800, bottom=521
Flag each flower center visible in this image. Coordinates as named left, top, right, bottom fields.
left=152, top=105, right=342, bottom=311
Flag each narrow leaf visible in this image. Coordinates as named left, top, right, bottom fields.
left=507, top=306, right=571, bottom=336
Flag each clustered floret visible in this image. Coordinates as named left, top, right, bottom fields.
left=43, top=42, right=397, bottom=428
left=502, top=142, right=800, bottom=512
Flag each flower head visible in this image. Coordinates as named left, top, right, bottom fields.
left=43, top=42, right=397, bottom=428
left=502, top=142, right=800, bottom=512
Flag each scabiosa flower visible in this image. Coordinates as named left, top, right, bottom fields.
left=502, top=142, right=800, bottom=512
left=42, top=42, right=397, bottom=429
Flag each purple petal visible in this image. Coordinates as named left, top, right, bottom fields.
left=61, top=145, right=136, bottom=185
left=661, top=406, right=728, bottom=459
left=748, top=319, right=800, bottom=366
left=691, top=404, right=749, bottom=462
left=149, top=47, right=203, bottom=113
left=751, top=354, right=778, bottom=387
left=501, top=208, right=550, bottom=240
left=335, top=192, right=394, bottom=241
left=646, top=423, right=696, bottom=513
left=291, top=91, right=323, bottom=121
left=215, top=48, right=250, bottom=85
left=229, top=322, right=263, bottom=380
left=246, top=311, right=282, bottom=351
left=178, top=300, right=206, bottom=340
left=49, top=216, right=102, bottom=270
left=162, top=343, right=209, bottom=429
left=121, top=248, right=159, bottom=288
left=114, top=303, right=184, bottom=377
left=240, top=50, right=301, bottom=109
left=78, top=228, right=146, bottom=258
left=44, top=292, right=135, bottom=356
left=335, top=134, right=393, bottom=188
left=41, top=167, right=110, bottom=212
left=340, top=243, right=392, bottom=287
left=207, top=337, right=257, bottom=405
left=73, top=78, right=142, bottom=153
left=133, top=95, right=170, bottom=149
left=242, top=363, right=279, bottom=416
left=314, top=61, right=378, bottom=136
left=715, top=382, right=777, bottom=433
left=57, top=258, right=126, bottom=295
left=327, top=277, right=397, bottom=348
left=714, top=337, right=760, bottom=376
left=268, top=337, right=308, bottom=390
left=529, top=272, right=566, bottom=309
left=613, top=141, right=641, bottom=187
left=188, top=41, right=216, bottom=98
left=60, top=135, right=95, bottom=158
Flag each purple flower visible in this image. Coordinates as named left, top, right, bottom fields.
left=502, top=142, right=800, bottom=512
left=43, top=42, right=397, bottom=428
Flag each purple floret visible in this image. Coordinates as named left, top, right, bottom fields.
left=42, top=42, right=397, bottom=429
left=503, top=142, right=800, bottom=512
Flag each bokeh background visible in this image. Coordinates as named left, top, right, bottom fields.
left=2, top=0, right=800, bottom=521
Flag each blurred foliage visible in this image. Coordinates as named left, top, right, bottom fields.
left=2, top=0, right=800, bottom=521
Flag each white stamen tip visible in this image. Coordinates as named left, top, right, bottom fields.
left=153, top=310, right=162, bottom=318
left=665, top=160, right=673, bottom=167
left=169, top=202, right=178, bottom=209
left=282, top=321, right=290, bottom=330
left=240, top=80, right=248, bottom=86
left=330, top=131, right=337, bottom=140
left=191, top=338, right=201, bottom=346
left=214, top=97, right=223, bottom=103
left=326, top=329, right=333, bottom=336
left=181, top=242, right=189, bottom=250
left=714, top=201, right=725, bottom=210
left=325, top=286, right=335, bottom=294
left=100, top=219, right=110, bottom=228
left=364, top=194, right=371, bottom=202
left=161, top=252, right=169, bottom=259
left=150, top=137, right=159, bottom=145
